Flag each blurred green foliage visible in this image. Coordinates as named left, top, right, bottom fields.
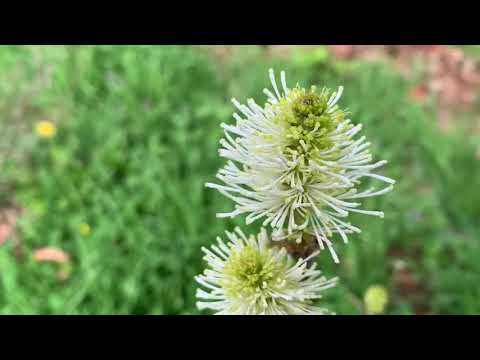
left=0, top=45, right=479, bottom=314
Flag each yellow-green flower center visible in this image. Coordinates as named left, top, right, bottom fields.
left=264, top=86, right=354, bottom=229
left=221, top=243, right=286, bottom=299
left=272, top=86, right=349, bottom=158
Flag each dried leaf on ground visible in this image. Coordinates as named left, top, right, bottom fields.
left=33, top=247, right=70, bottom=263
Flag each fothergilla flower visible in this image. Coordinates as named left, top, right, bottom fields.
left=206, top=69, right=395, bottom=262
left=195, top=228, right=337, bottom=315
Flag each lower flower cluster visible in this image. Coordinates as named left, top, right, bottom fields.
left=195, top=228, right=337, bottom=315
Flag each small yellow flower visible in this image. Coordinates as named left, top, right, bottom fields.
left=364, top=285, right=389, bottom=314
left=79, top=223, right=91, bottom=237
left=35, top=120, right=57, bottom=139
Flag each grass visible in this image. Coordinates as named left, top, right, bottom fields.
left=0, top=45, right=479, bottom=314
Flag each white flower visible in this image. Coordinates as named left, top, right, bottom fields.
left=206, top=69, right=395, bottom=263
left=195, top=227, right=337, bottom=315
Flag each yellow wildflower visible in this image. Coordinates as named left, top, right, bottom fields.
left=79, top=223, right=91, bottom=237
left=35, top=120, right=57, bottom=139
left=364, top=285, right=389, bottom=314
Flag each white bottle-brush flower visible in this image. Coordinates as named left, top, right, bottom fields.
left=195, top=228, right=337, bottom=315
left=206, top=69, right=395, bottom=263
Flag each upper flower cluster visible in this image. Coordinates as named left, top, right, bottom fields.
left=207, top=69, right=395, bottom=263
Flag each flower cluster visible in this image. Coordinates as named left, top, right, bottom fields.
left=197, top=69, right=394, bottom=315
left=196, top=228, right=337, bottom=315
left=206, top=69, right=394, bottom=263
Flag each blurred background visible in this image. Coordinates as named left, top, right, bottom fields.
left=0, top=45, right=479, bottom=314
